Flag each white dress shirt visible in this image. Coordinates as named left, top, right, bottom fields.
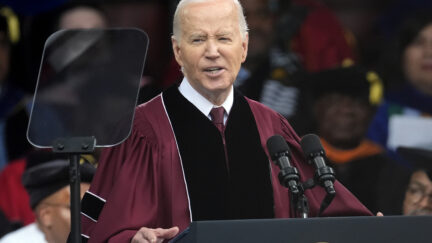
left=178, top=78, right=233, bottom=125
left=0, top=223, right=47, bottom=243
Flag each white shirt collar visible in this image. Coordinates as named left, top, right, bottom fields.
left=178, top=77, right=233, bottom=122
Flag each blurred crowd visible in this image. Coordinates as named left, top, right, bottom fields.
left=0, top=0, right=432, bottom=242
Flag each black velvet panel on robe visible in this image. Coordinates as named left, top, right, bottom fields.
left=163, top=86, right=274, bottom=221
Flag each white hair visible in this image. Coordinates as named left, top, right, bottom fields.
left=172, top=0, right=249, bottom=43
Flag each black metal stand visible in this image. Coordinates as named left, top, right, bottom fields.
left=276, top=165, right=311, bottom=218
left=288, top=174, right=335, bottom=218
left=295, top=175, right=336, bottom=218
left=53, top=136, right=96, bottom=243
left=296, top=194, right=309, bottom=218
left=295, top=179, right=314, bottom=218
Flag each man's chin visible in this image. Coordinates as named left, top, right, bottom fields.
left=203, top=78, right=233, bottom=90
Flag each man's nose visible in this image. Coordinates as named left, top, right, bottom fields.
left=417, top=194, right=432, bottom=209
left=205, top=40, right=220, bottom=59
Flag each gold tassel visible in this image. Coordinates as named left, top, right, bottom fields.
left=366, top=71, right=383, bottom=105
left=0, top=7, right=20, bottom=44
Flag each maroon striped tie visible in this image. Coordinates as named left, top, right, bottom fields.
left=210, top=107, right=225, bottom=132
left=210, top=107, right=229, bottom=172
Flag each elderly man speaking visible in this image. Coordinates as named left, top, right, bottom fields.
left=80, top=0, right=372, bottom=242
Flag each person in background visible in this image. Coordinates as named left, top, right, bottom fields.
left=398, top=147, right=432, bottom=216
left=0, top=6, right=26, bottom=170
left=0, top=7, right=32, bottom=228
left=309, top=66, right=406, bottom=214
left=235, top=0, right=357, bottom=135
left=56, top=4, right=107, bottom=30
left=3, top=2, right=109, bottom=167
left=81, top=1, right=372, bottom=242
left=0, top=152, right=97, bottom=230
left=0, top=2, right=107, bottom=227
left=368, top=10, right=432, bottom=159
left=0, top=3, right=108, bottom=171
left=0, top=151, right=96, bottom=243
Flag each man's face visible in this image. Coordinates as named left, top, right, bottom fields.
left=172, top=0, right=248, bottom=104
left=314, top=93, right=371, bottom=149
left=59, top=7, right=107, bottom=29
left=37, top=183, right=90, bottom=243
left=403, top=170, right=432, bottom=216
left=403, top=23, right=432, bottom=95
left=0, top=32, right=10, bottom=83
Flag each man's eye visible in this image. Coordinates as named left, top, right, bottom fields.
left=408, top=186, right=423, bottom=195
left=219, top=37, right=230, bottom=42
left=192, top=39, right=203, bottom=43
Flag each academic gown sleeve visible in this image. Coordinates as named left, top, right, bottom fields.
left=81, top=97, right=191, bottom=243
left=247, top=98, right=372, bottom=217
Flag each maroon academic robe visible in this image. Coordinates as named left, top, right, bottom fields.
left=81, top=87, right=371, bottom=243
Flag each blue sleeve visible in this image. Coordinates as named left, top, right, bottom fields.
left=367, top=102, right=390, bottom=148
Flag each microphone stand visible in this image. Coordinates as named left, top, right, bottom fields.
left=294, top=184, right=309, bottom=218
left=294, top=175, right=336, bottom=218
left=284, top=174, right=335, bottom=218
left=277, top=165, right=310, bottom=218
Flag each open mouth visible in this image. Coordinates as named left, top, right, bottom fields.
left=204, top=67, right=224, bottom=75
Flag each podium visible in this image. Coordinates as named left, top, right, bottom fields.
left=171, top=216, right=432, bottom=243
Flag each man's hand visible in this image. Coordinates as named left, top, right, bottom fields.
left=131, top=226, right=179, bottom=243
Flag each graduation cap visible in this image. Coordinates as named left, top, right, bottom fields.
left=307, top=66, right=383, bottom=106
left=22, top=150, right=96, bottom=209
left=398, top=147, right=432, bottom=180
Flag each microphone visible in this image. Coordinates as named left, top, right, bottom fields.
left=300, top=134, right=336, bottom=195
left=266, top=135, right=299, bottom=194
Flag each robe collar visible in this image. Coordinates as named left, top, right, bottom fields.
left=178, top=78, right=233, bottom=124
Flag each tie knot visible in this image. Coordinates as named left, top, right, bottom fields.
left=210, top=107, right=225, bottom=125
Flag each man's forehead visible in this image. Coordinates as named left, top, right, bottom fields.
left=180, top=0, right=238, bottom=21
left=55, top=186, right=71, bottom=202
left=180, top=6, right=239, bottom=36
left=411, top=170, right=432, bottom=186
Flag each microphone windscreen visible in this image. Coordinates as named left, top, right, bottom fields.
left=300, top=134, right=325, bottom=156
left=267, top=135, right=290, bottom=160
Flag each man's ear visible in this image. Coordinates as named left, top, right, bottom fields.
left=36, top=205, right=53, bottom=229
left=171, top=36, right=183, bottom=67
left=241, top=33, right=249, bottom=63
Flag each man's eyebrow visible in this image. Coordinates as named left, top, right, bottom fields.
left=189, top=33, right=207, bottom=38
left=216, top=32, right=233, bottom=37
left=410, top=181, right=427, bottom=188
